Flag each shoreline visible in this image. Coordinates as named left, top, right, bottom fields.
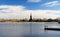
left=0, top=21, right=57, bottom=22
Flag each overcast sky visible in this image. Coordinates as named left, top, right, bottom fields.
left=0, top=0, right=60, bottom=19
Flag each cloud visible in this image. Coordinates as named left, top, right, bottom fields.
left=28, top=10, right=60, bottom=19
left=27, top=0, right=41, bottom=2
left=0, top=5, right=27, bottom=19
left=0, top=5, right=60, bottom=19
left=42, top=1, right=60, bottom=7
left=46, top=10, right=60, bottom=14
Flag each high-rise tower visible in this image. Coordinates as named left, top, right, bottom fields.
left=29, top=13, right=32, bottom=21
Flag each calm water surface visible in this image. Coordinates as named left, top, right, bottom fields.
left=0, top=22, right=60, bottom=37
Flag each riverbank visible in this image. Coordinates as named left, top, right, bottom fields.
left=0, top=18, right=58, bottom=22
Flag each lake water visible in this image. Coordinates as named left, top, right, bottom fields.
left=0, top=22, right=60, bottom=37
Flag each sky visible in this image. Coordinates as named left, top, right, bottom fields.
left=0, top=0, right=60, bottom=19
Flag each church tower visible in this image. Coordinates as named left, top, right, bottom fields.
left=29, top=13, right=32, bottom=21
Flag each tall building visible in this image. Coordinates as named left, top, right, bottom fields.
left=29, top=13, right=32, bottom=21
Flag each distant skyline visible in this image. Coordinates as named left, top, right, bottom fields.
left=0, top=0, right=60, bottom=19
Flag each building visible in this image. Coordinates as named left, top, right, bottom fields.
left=29, top=13, right=32, bottom=21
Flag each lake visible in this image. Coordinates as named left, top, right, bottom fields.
left=0, top=22, right=60, bottom=37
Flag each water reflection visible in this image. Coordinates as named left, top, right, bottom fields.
left=0, top=22, right=60, bottom=37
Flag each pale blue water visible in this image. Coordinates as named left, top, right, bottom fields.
left=0, top=22, right=60, bottom=37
